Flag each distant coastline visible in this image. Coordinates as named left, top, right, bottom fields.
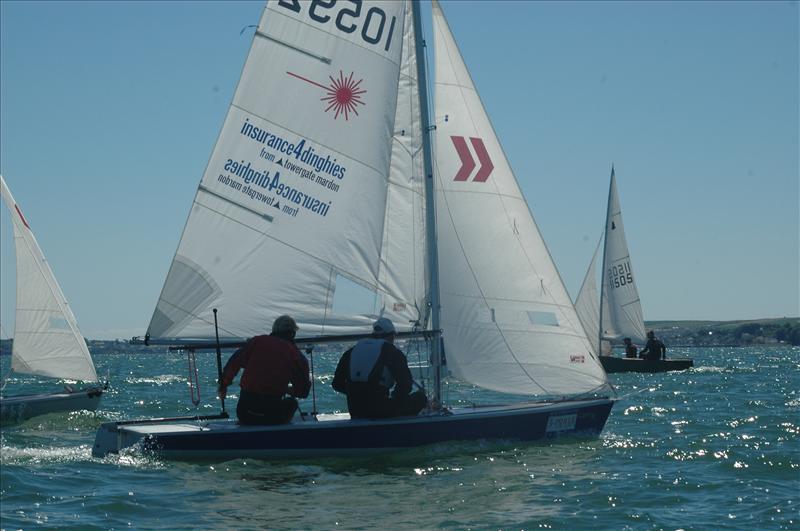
left=640, top=317, right=800, bottom=348
left=0, top=317, right=798, bottom=356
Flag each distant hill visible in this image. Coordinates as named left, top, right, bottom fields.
left=1, top=317, right=798, bottom=355
left=643, top=318, right=800, bottom=347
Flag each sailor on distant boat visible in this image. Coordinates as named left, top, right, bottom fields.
left=217, top=315, right=310, bottom=425
left=333, top=318, right=427, bottom=419
left=639, top=331, right=667, bottom=361
left=623, top=337, right=638, bottom=358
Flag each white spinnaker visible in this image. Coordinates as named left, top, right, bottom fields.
left=147, top=1, right=416, bottom=339
left=432, top=2, right=608, bottom=396
left=601, top=169, right=646, bottom=344
left=1, top=176, right=97, bottom=382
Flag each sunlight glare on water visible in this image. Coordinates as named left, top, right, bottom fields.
left=1, top=345, right=798, bottom=529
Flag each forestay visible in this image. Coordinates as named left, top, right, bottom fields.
left=600, top=169, right=646, bottom=344
left=147, top=1, right=426, bottom=340
left=1, top=176, right=98, bottom=382
left=575, top=236, right=605, bottom=355
left=431, top=1, right=608, bottom=396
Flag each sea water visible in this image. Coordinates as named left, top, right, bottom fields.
left=1, top=346, right=797, bottom=530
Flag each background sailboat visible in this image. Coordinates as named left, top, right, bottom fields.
left=94, top=0, right=613, bottom=459
left=0, top=175, right=104, bottom=423
left=575, top=168, right=693, bottom=373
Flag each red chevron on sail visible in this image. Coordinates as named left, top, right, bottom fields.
left=451, top=136, right=475, bottom=181
left=450, top=135, right=494, bottom=182
left=470, top=137, right=494, bottom=182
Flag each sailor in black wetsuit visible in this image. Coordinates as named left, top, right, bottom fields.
left=639, top=331, right=667, bottom=361
left=623, top=337, right=638, bottom=358
left=332, top=318, right=427, bottom=419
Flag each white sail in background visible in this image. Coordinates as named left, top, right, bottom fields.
left=600, top=168, right=646, bottom=344
left=575, top=236, right=602, bottom=352
left=575, top=236, right=613, bottom=356
left=1, top=176, right=97, bottom=382
left=431, top=1, right=608, bottom=396
left=147, top=1, right=422, bottom=339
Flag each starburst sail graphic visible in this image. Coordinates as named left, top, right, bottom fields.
left=287, top=70, right=367, bottom=120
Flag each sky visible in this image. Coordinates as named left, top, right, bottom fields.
left=1, top=0, right=797, bottom=340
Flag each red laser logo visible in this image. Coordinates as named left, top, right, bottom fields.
left=287, top=70, right=366, bottom=121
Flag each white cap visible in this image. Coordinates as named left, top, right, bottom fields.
left=373, top=317, right=396, bottom=335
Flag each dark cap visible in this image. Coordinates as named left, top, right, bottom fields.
left=372, top=317, right=396, bottom=336
left=272, top=315, right=299, bottom=335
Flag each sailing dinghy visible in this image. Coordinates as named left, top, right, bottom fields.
left=94, top=0, right=614, bottom=460
left=575, top=168, right=693, bottom=373
left=0, top=175, right=105, bottom=424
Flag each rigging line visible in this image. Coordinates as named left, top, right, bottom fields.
left=321, top=266, right=335, bottom=336
left=566, top=381, right=618, bottom=400
left=0, top=368, right=12, bottom=392
left=614, top=387, right=650, bottom=401
left=608, top=254, right=632, bottom=264
left=575, top=232, right=604, bottom=346
left=256, top=31, right=332, bottom=64
left=431, top=189, right=532, bottom=201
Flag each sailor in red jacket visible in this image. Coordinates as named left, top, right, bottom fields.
left=218, top=315, right=310, bottom=425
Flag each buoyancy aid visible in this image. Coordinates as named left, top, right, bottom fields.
left=349, top=339, right=395, bottom=389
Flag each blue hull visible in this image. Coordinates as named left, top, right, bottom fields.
left=94, top=398, right=614, bottom=460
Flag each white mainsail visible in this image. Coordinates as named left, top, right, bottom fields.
left=431, top=1, right=608, bottom=396
left=1, top=175, right=98, bottom=382
left=147, top=1, right=425, bottom=339
left=599, top=168, right=646, bottom=345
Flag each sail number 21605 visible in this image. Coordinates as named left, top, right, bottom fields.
left=277, top=0, right=398, bottom=52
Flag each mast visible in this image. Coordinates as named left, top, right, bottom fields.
left=598, top=165, right=614, bottom=355
left=412, top=0, right=443, bottom=404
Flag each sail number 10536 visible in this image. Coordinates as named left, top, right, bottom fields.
left=277, top=0, right=397, bottom=52
left=607, top=261, right=634, bottom=289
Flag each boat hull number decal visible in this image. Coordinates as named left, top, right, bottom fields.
left=545, top=413, right=577, bottom=433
